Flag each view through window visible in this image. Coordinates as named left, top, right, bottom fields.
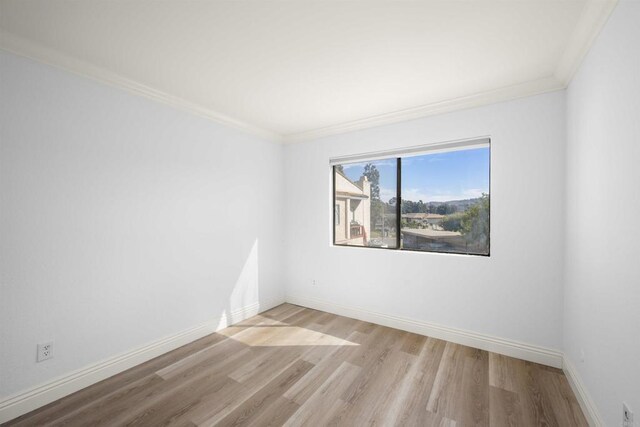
left=333, top=142, right=490, bottom=255
left=333, top=159, right=398, bottom=248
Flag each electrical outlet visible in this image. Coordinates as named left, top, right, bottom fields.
left=312, top=279, right=317, bottom=286
left=37, top=342, right=54, bottom=362
left=580, top=348, right=585, bottom=363
left=624, top=402, right=634, bottom=427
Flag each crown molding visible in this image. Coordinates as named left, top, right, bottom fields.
left=1, top=0, right=618, bottom=145
left=3, top=32, right=562, bottom=145
left=283, top=0, right=618, bottom=144
left=0, top=31, right=282, bottom=143
left=281, top=76, right=565, bottom=143
left=555, top=0, right=618, bottom=86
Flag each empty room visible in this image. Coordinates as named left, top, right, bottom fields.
left=1, top=0, right=638, bottom=426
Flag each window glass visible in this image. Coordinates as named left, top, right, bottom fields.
left=332, top=142, right=489, bottom=256
left=333, top=160, right=398, bottom=248
left=401, top=147, right=490, bottom=255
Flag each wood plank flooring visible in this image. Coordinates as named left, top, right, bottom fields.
left=5, top=304, right=588, bottom=426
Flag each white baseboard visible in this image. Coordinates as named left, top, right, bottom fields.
left=286, top=294, right=563, bottom=369
left=563, top=357, right=604, bottom=427
left=4, top=295, right=597, bottom=425
left=0, top=297, right=283, bottom=424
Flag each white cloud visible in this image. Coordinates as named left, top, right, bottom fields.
left=342, top=159, right=396, bottom=171
left=379, top=186, right=396, bottom=203
left=401, top=188, right=431, bottom=203
left=342, top=163, right=361, bottom=170
left=372, top=159, right=397, bottom=167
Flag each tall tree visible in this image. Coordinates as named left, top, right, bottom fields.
left=362, top=163, right=380, bottom=200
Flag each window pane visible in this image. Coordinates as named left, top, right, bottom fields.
left=334, top=160, right=398, bottom=248
left=400, top=147, right=490, bottom=255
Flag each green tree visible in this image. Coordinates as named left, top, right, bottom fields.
left=436, top=203, right=457, bottom=215
left=363, top=163, right=380, bottom=200
left=461, top=193, right=490, bottom=249
left=441, top=212, right=464, bottom=231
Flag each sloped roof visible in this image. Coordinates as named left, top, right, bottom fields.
left=336, top=191, right=369, bottom=200
left=335, top=168, right=364, bottom=190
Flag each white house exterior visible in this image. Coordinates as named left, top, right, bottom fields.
left=334, top=170, right=371, bottom=246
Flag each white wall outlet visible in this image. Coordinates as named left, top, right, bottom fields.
left=580, top=348, right=585, bottom=363
left=624, top=402, right=634, bottom=427
left=312, top=279, right=317, bottom=286
left=37, top=341, right=54, bottom=362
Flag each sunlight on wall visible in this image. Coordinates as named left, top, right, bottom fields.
left=229, top=239, right=259, bottom=321
left=216, top=309, right=228, bottom=330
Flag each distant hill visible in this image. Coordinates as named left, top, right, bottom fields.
left=426, top=198, right=482, bottom=211
left=400, top=197, right=483, bottom=215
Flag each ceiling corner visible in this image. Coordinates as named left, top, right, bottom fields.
left=554, top=0, right=619, bottom=86
left=282, top=75, right=565, bottom=144
left=0, top=30, right=282, bottom=143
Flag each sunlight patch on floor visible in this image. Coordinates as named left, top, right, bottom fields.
left=220, top=324, right=359, bottom=347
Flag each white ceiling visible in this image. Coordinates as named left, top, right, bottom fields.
left=0, top=0, right=616, bottom=142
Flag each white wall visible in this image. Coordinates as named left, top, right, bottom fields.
left=4, top=4, right=638, bottom=419
left=284, top=91, right=566, bottom=351
left=565, top=1, right=640, bottom=425
left=0, top=51, right=284, bottom=398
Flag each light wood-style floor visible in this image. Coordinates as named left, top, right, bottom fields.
left=7, top=304, right=587, bottom=426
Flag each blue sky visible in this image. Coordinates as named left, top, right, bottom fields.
left=342, top=147, right=490, bottom=203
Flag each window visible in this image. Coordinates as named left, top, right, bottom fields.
left=333, top=159, right=399, bottom=248
left=332, top=139, right=490, bottom=256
